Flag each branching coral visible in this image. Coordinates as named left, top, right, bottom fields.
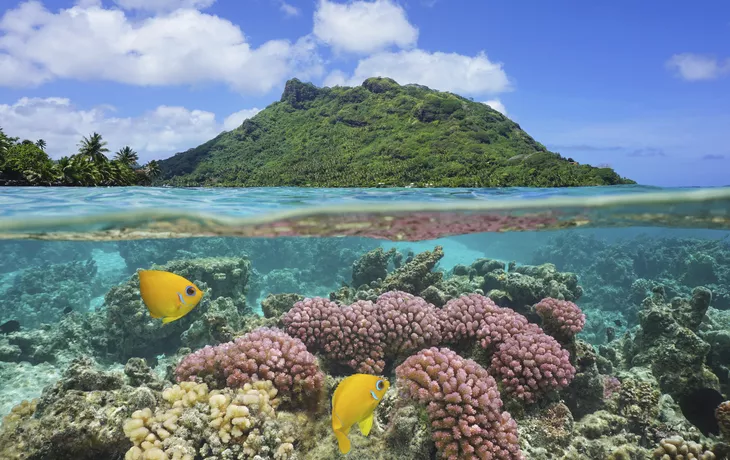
left=489, top=329, right=576, bottom=404
left=285, top=291, right=577, bottom=405
left=534, top=297, right=586, bottom=341
left=395, top=347, right=523, bottom=460
left=282, top=290, right=442, bottom=373
left=715, top=400, right=730, bottom=439
left=174, top=327, right=324, bottom=407
left=440, top=293, right=532, bottom=352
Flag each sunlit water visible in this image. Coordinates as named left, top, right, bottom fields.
left=1, top=185, right=729, bottom=459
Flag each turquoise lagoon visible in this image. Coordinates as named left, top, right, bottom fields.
left=0, top=185, right=729, bottom=459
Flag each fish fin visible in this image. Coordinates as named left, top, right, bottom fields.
left=161, top=316, right=182, bottom=324
left=334, top=429, right=351, bottom=454
left=332, top=407, right=343, bottom=431
left=358, top=413, right=374, bottom=436
left=148, top=309, right=162, bottom=319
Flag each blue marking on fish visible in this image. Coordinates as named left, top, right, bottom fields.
left=177, top=292, right=187, bottom=307
left=370, top=390, right=379, bottom=400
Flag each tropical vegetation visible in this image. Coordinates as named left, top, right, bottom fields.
left=0, top=127, right=161, bottom=186
left=159, top=77, right=635, bottom=187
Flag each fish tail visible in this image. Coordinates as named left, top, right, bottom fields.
left=334, top=429, right=351, bottom=454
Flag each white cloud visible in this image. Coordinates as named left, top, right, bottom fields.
left=322, top=69, right=348, bottom=87
left=0, top=1, right=322, bottom=93
left=325, top=50, right=511, bottom=95
left=223, top=108, right=262, bottom=131
left=280, top=1, right=300, bottom=17
left=666, top=53, right=730, bottom=81
left=0, top=53, right=49, bottom=87
left=313, top=0, right=418, bottom=54
left=113, top=0, right=216, bottom=12
left=483, top=99, right=506, bottom=115
left=0, top=97, right=258, bottom=164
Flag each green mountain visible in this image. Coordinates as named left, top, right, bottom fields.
left=159, top=77, right=634, bottom=187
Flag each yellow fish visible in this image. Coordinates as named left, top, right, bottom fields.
left=138, top=270, right=203, bottom=324
left=331, top=373, right=390, bottom=454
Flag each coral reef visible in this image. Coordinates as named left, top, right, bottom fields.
left=700, top=308, right=730, bottom=394
left=351, top=247, right=398, bottom=288
left=716, top=400, right=730, bottom=439
left=620, top=286, right=719, bottom=398
left=0, top=259, right=102, bottom=327
left=174, top=327, right=325, bottom=408
left=1, top=235, right=728, bottom=460
left=284, top=290, right=578, bottom=408
left=282, top=291, right=442, bottom=374
left=261, top=293, right=304, bottom=319
left=534, top=297, right=586, bottom=342
left=123, top=380, right=291, bottom=460
left=533, top=233, right=730, bottom=343
left=337, top=248, right=583, bottom=314
left=396, top=347, right=523, bottom=459
left=652, top=436, right=717, bottom=459
left=104, top=256, right=251, bottom=360
left=490, top=327, right=576, bottom=404
left=440, top=293, right=530, bottom=352
left=0, top=356, right=161, bottom=460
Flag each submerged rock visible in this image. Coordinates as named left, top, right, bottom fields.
left=0, top=357, right=160, bottom=460
left=623, top=286, right=719, bottom=399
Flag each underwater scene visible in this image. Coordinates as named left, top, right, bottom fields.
left=1, top=186, right=730, bottom=460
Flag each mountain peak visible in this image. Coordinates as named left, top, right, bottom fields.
left=159, top=79, right=634, bottom=187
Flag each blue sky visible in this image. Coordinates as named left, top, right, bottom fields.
left=0, top=0, right=728, bottom=186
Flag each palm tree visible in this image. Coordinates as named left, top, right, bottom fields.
left=1, top=128, right=15, bottom=150
left=114, top=146, right=139, bottom=167
left=23, top=163, right=60, bottom=185
left=106, top=160, right=137, bottom=186
left=0, top=129, right=11, bottom=164
left=59, top=154, right=102, bottom=186
left=145, top=160, right=161, bottom=179
left=78, top=132, right=109, bottom=163
left=35, top=139, right=46, bottom=151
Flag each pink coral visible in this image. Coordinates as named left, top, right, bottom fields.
left=489, top=331, right=576, bottom=404
left=534, top=297, right=586, bottom=340
left=174, top=327, right=324, bottom=405
left=282, top=291, right=578, bottom=405
left=441, top=293, right=534, bottom=352
left=375, top=291, right=442, bottom=355
left=281, top=290, right=441, bottom=373
left=339, top=299, right=386, bottom=373
left=716, top=400, right=730, bottom=439
left=281, top=297, right=345, bottom=355
left=396, top=347, right=523, bottom=460
left=441, top=293, right=500, bottom=345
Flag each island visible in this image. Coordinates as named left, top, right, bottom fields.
left=1, top=77, right=634, bottom=187
left=160, top=78, right=633, bottom=187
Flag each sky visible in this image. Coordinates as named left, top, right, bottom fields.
left=0, top=0, right=728, bottom=187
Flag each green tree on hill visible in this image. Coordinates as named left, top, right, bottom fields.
left=0, top=127, right=160, bottom=187
left=157, top=77, right=635, bottom=187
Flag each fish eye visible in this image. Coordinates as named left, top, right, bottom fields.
left=376, top=379, right=384, bottom=391
left=185, top=286, right=196, bottom=296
